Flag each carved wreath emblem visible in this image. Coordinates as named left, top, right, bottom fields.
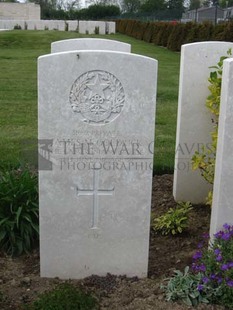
left=69, top=70, right=125, bottom=124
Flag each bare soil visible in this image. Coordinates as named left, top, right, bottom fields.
left=0, top=175, right=225, bottom=309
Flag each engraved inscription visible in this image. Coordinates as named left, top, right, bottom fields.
left=76, top=165, right=115, bottom=229
left=70, top=70, right=125, bottom=124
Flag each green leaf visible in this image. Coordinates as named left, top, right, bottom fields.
left=0, top=230, right=6, bottom=241
left=16, top=206, right=22, bottom=229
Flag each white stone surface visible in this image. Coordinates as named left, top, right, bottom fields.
left=34, top=21, right=45, bottom=30
left=46, top=20, right=56, bottom=30
left=27, top=20, right=37, bottom=30
left=173, top=41, right=233, bottom=203
left=51, top=38, right=131, bottom=53
left=38, top=50, right=157, bottom=279
left=67, top=20, right=78, bottom=31
left=106, top=21, right=116, bottom=34
left=0, top=3, right=40, bottom=21
left=210, top=58, right=233, bottom=236
left=79, top=20, right=105, bottom=34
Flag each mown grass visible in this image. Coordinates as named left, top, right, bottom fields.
left=0, top=30, right=180, bottom=173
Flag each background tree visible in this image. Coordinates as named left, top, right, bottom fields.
left=165, top=0, right=184, bottom=11
left=189, top=0, right=201, bottom=9
left=202, top=0, right=212, bottom=6
left=56, top=0, right=80, bottom=10
left=121, top=0, right=142, bottom=12
left=86, top=3, right=120, bottom=18
left=219, top=0, right=233, bottom=7
left=0, top=0, right=17, bottom=2
left=140, top=0, right=166, bottom=12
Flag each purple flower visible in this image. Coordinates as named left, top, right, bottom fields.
left=222, top=233, right=231, bottom=241
left=228, top=262, right=233, bottom=268
left=199, top=264, right=206, bottom=272
left=193, top=251, right=202, bottom=260
left=223, top=223, right=231, bottom=230
left=214, top=231, right=224, bottom=239
left=221, top=264, right=229, bottom=271
left=197, top=284, right=204, bottom=291
left=227, top=280, right=233, bottom=287
left=210, top=274, right=216, bottom=280
left=217, top=277, right=223, bottom=284
left=198, top=242, right=204, bottom=249
left=202, top=276, right=209, bottom=284
left=214, top=249, right=221, bottom=256
left=202, top=232, right=210, bottom=239
left=216, top=255, right=223, bottom=262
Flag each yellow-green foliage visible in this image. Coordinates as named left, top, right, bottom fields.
left=152, top=202, right=192, bottom=235
left=192, top=49, right=232, bottom=206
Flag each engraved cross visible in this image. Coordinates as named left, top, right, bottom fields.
left=76, top=166, right=114, bottom=229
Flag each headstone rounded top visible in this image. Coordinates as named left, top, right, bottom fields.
left=69, top=70, right=125, bottom=125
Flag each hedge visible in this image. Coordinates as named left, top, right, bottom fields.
left=116, top=19, right=233, bottom=52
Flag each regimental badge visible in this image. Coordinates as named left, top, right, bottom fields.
left=69, top=70, right=125, bottom=124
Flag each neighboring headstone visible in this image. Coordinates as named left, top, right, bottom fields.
left=46, top=20, right=56, bottom=30
left=210, top=58, right=233, bottom=236
left=34, top=20, right=45, bottom=30
left=27, top=20, right=36, bottom=30
left=67, top=20, right=78, bottom=31
left=173, top=41, right=233, bottom=204
left=38, top=50, right=157, bottom=279
left=79, top=21, right=105, bottom=34
left=106, top=21, right=116, bottom=34
left=51, top=38, right=131, bottom=53
left=53, top=20, right=65, bottom=31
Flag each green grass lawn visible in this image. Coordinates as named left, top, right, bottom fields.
left=0, top=30, right=180, bottom=173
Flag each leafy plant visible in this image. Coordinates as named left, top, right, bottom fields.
left=94, top=26, right=99, bottom=35
left=0, top=290, right=4, bottom=302
left=163, top=266, right=209, bottom=306
left=14, top=24, right=22, bottom=30
left=192, top=49, right=232, bottom=206
left=192, top=224, right=233, bottom=308
left=0, top=168, right=39, bottom=256
left=25, top=283, right=99, bottom=310
left=152, top=201, right=192, bottom=235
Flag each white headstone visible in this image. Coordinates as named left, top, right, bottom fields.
left=4, top=20, right=15, bottom=30
left=34, top=21, right=45, bottom=30
left=27, top=20, right=36, bottom=30
left=173, top=41, right=233, bottom=204
left=210, top=58, right=233, bottom=236
left=67, top=20, right=78, bottom=31
left=51, top=38, right=131, bottom=53
left=54, top=20, right=65, bottom=31
left=38, top=50, right=157, bottom=279
left=46, top=20, right=56, bottom=30
left=79, top=21, right=105, bottom=34
left=106, top=21, right=116, bottom=34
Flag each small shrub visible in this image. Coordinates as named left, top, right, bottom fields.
left=65, top=21, right=68, bottom=31
left=24, top=22, right=28, bottom=30
left=192, top=224, right=233, bottom=308
left=0, top=168, right=39, bottom=256
left=192, top=49, right=232, bottom=205
left=163, top=266, right=209, bottom=306
left=94, top=26, right=99, bottom=35
left=26, top=283, right=99, bottom=310
left=0, top=290, right=4, bottom=302
left=152, top=201, right=192, bottom=235
left=14, top=24, right=22, bottom=30
left=44, top=26, right=49, bottom=31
